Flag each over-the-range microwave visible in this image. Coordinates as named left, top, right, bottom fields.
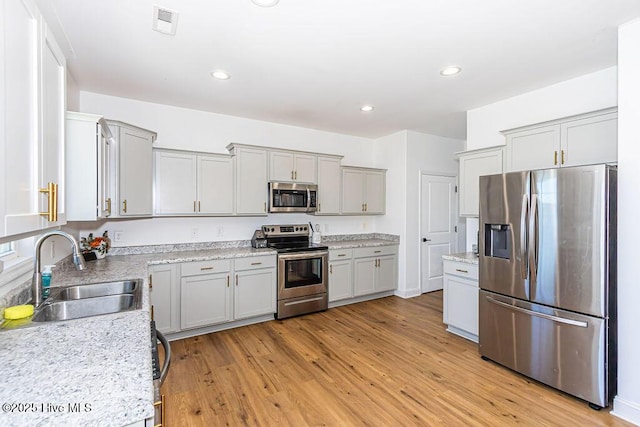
left=268, top=182, right=317, bottom=213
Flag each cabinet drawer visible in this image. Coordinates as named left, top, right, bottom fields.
left=329, top=249, right=353, bottom=261
left=353, top=245, right=398, bottom=258
left=181, top=259, right=231, bottom=277
left=234, top=255, right=276, bottom=271
left=443, top=261, right=478, bottom=281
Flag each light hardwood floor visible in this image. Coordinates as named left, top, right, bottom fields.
left=159, top=292, right=630, bottom=426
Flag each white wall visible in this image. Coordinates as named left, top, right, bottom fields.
left=466, top=67, right=618, bottom=150
left=373, top=130, right=464, bottom=297
left=612, top=17, right=640, bottom=426
left=77, top=92, right=379, bottom=246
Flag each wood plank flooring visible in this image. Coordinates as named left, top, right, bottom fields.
left=159, top=292, right=630, bottom=426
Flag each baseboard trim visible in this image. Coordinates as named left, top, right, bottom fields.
left=394, top=288, right=421, bottom=299
left=612, top=396, right=640, bottom=425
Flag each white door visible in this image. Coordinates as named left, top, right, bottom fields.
left=420, top=174, right=457, bottom=293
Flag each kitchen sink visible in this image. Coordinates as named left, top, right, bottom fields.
left=52, top=280, right=138, bottom=300
left=31, top=279, right=143, bottom=323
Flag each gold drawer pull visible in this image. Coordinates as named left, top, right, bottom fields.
left=455, top=268, right=469, bottom=273
left=200, top=266, right=214, bottom=271
left=337, top=254, right=347, bottom=257
left=251, top=262, right=263, bottom=266
left=374, top=250, right=382, bottom=253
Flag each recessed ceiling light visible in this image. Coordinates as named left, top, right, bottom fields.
left=360, top=105, right=374, bottom=112
left=251, top=0, right=279, bottom=6
left=211, top=70, right=230, bottom=80
left=440, top=66, right=462, bottom=76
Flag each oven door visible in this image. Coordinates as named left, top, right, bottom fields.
left=278, top=250, right=328, bottom=299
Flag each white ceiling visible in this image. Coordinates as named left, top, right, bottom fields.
left=44, top=0, right=640, bottom=139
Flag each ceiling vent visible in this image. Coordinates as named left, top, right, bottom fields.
left=152, top=5, right=179, bottom=35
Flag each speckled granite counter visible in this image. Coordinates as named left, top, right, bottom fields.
left=0, top=236, right=395, bottom=426
left=442, top=252, right=479, bottom=265
left=0, top=246, right=275, bottom=427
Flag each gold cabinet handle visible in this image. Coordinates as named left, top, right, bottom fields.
left=365, top=203, right=367, bottom=212
left=561, top=150, right=565, bottom=165
left=554, top=151, right=558, bottom=166
left=123, top=199, right=128, bottom=213
left=39, top=182, right=58, bottom=222
left=374, top=250, right=382, bottom=253
left=200, top=266, right=214, bottom=271
left=362, top=203, right=365, bottom=212
left=264, top=202, right=266, bottom=212
left=291, top=170, right=294, bottom=180
left=151, top=305, right=154, bottom=321
left=251, top=262, right=262, bottom=266
left=455, top=268, right=469, bottom=273
left=106, top=198, right=112, bottom=216
left=153, top=393, right=165, bottom=427
left=149, top=274, right=153, bottom=289
left=318, top=203, right=321, bottom=213
left=337, top=254, right=346, bottom=257
left=198, top=201, right=201, bottom=212
left=193, top=201, right=197, bottom=213
left=330, top=264, right=333, bottom=274
left=227, top=275, right=230, bottom=287
left=235, top=274, right=239, bottom=286
left=295, top=171, right=297, bottom=180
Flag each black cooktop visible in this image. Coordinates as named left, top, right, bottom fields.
left=268, top=241, right=328, bottom=253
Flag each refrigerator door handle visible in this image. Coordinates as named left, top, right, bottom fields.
left=528, top=193, right=539, bottom=286
left=520, top=194, right=529, bottom=280
left=486, top=295, right=588, bottom=328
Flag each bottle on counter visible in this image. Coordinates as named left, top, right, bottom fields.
left=42, top=265, right=55, bottom=299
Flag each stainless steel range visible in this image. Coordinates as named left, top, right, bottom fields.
left=260, top=224, right=329, bottom=319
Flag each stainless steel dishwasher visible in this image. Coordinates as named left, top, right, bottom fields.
left=151, top=320, right=171, bottom=425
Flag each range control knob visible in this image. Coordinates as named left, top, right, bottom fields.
left=303, top=226, right=307, bottom=231
left=271, top=227, right=275, bottom=232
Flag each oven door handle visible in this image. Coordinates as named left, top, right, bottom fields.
left=279, top=250, right=328, bottom=261
left=156, top=330, right=171, bottom=385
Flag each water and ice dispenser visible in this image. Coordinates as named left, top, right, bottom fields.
left=484, top=224, right=511, bottom=259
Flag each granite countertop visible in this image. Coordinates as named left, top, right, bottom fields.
left=0, top=236, right=396, bottom=426
left=442, top=252, right=479, bottom=265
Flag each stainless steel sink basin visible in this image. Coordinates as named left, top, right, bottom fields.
left=32, top=279, right=143, bottom=322
left=32, top=295, right=139, bottom=322
left=53, top=280, right=138, bottom=300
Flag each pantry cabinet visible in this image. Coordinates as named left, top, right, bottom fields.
left=269, top=150, right=317, bottom=183
left=1, top=0, right=67, bottom=238
left=315, top=156, right=342, bottom=215
left=233, top=255, right=277, bottom=320
left=149, top=264, right=180, bottom=334
left=180, top=259, right=232, bottom=330
left=227, top=144, right=268, bottom=215
left=66, top=112, right=113, bottom=220
left=341, top=167, right=386, bottom=215
left=504, top=108, right=617, bottom=172
left=442, top=258, right=479, bottom=342
left=107, top=121, right=157, bottom=217
left=154, top=149, right=233, bottom=215
left=457, top=147, right=503, bottom=217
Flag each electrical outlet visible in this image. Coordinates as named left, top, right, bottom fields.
left=191, top=228, right=199, bottom=240
left=216, top=227, right=224, bottom=237
left=362, top=222, right=368, bottom=231
left=114, top=231, right=124, bottom=242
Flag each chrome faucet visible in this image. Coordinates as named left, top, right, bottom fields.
left=32, top=230, right=87, bottom=306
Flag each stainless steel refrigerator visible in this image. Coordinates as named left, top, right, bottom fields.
left=478, top=164, right=617, bottom=409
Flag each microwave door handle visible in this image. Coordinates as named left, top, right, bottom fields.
left=307, top=187, right=311, bottom=211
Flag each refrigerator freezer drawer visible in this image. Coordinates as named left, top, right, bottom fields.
left=479, top=290, right=610, bottom=407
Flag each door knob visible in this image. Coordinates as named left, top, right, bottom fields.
left=422, top=238, right=431, bottom=242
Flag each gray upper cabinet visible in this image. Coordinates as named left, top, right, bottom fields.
left=269, top=150, right=317, bottom=183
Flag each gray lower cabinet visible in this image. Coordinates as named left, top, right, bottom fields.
left=151, top=255, right=277, bottom=336
left=330, top=245, right=397, bottom=301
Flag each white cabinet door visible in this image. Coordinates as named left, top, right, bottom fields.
left=40, top=24, right=66, bottom=228
left=269, top=151, right=295, bottom=182
left=180, top=272, right=231, bottom=329
left=154, top=150, right=197, bottom=215
left=316, top=156, right=341, bottom=215
left=341, top=168, right=364, bottom=214
left=364, top=171, right=385, bottom=214
left=376, top=255, right=397, bottom=292
left=329, top=259, right=352, bottom=302
left=235, top=147, right=267, bottom=215
left=561, top=112, right=617, bottom=167
left=198, top=155, right=233, bottom=214
left=443, top=275, right=479, bottom=337
left=458, top=147, right=503, bottom=217
left=353, top=258, right=376, bottom=296
left=150, top=264, right=180, bottom=334
left=118, top=126, right=154, bottom=216
left=505, top=125, right=560, bottom=172
left=234, top=268, right=276, bottom=320
left=292, top=154, right=317, bottom=183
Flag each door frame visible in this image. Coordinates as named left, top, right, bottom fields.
left=418, top=171, right=459, bottom=294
